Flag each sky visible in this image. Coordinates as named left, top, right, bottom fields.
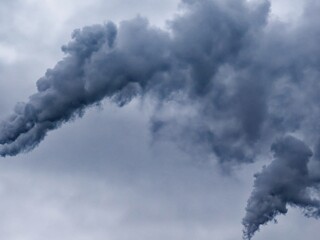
left=0, top=0, right=319, bottom=240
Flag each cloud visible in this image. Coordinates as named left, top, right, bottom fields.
left=242, top=136, right=320, bottom=239
left=0, top=0, right=271, bottom=162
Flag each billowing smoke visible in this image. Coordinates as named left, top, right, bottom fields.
left=1, top=0, right=320, bottom=238
left=0, top=0, right=272, bottom=159
left=242, top=136, right=320, bottom=239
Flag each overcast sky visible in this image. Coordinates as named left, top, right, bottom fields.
left=0, top=0, right=319, bottom=240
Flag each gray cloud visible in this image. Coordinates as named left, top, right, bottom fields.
left=0, top=0, right=270, bottom=161
left=243, top=136, right=320, bottom=239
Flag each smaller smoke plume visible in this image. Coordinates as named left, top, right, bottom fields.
left=242, top=136, right=320, bottom=240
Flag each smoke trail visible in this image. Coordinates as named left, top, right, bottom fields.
left=1, top=0, right=320, bottom=238
left=0, top=0, right=271, bottom=159
left=242, top=136, right=320, bottom=239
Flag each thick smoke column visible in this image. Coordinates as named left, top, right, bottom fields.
left=1, top=0, right=320, bottom=238
left=242, top=136, right=320, bottom=239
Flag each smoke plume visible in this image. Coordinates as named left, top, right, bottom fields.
left=243, top=136, right=320, bottom=239
left=0, top=0, right=272, bottom=159
left=1, top=0, right=320, bottom=238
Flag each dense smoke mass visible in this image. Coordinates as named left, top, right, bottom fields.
left=1, top=0, right=320, bottom=238
left=243, top=136, right=320, bottom=239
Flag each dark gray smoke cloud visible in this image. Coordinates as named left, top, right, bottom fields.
left=0, top=0, right=272, bottom=160
left=1, top=0, right=320, bottom=238
left=242, top=136, right=320, bottom=239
